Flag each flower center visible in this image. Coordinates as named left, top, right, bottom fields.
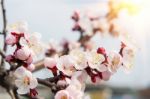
left=61, top=95, right=68, bottom=99
left=23, top=76, right=30, bottom=85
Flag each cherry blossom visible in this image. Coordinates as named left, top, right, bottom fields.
left=70, top=50, right=88, bottom=70
left=5, top=33, right=17, bottom=45
left=55, top=90, right=70, bottom=99
left=14, top=66, right=38, bottom=94
left=87, top=51, right=107, bottom=72
left=15, top=46, right=32, bottom=61
left=56, top=55, right=76, bottom=76
left=122, top=46, right=135, bottom=71
left=107, top=51, right=122, bottom=73
left=7, top=21, right=28, bottom=33
left=20, top=32, right=43, bottom=55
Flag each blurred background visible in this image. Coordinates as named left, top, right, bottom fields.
left=0, top=0, right=150, bottom=99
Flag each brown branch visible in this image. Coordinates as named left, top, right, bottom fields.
left=33, top=59, right=44, bottom=72
left=37, top=78, right=57, bottom=88
left=1, top=0, right=8, bottom=67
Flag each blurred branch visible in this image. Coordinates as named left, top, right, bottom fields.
left=0, top=49, right=6, bottom=58
left=33, top=59, right=44, bottom=72
left=1, top=0, right=8, bottom=67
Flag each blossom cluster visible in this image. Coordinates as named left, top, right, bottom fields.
left=5, top=22, right=43, bottom=97
left=44, top=43, right=135, bottom=99
left=4, top=1, right=137, bottom=98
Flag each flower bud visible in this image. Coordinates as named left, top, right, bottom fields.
left=5, top=34, right=17, bottom=45
left=15, top=46, right=31, bottom=60
left=44, top=57, right=57, bottom=68
left=27, top=64, right=35, bottom=71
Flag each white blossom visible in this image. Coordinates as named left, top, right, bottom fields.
left=56, top=55, right=76, bottom=76
left=14, top=66, right=38, bottom=94
left=7, top=21, right=28, bottom=33
left=87, top=51, right=107, bottom=72
left=70, top=50, right=88, bottom=70
left=107, top=51, right=122, bottom=73
left=122, top=47, right=135, bottom=72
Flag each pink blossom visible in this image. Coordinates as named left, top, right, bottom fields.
left=44, top=57, right=57, bottom=68
left=56, top=55, right=76, bottom=76
left=102, top=70, right=112, bottom=81
left=55, top=90, right=70, bottom=99
left=27, top=64, right=35, bottom=71
left=15, top=46, right=31, bottom=61
left=5, top=34, right=17, bottom=45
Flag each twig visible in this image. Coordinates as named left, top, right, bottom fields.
left=1, top=0, right=7, bottom=67
left=0, top=49, right=6, bottom=58
left=37, top=78, right=57, bottom=88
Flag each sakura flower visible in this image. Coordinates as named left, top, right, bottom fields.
left=122, top=46, right=135, bottom=71
left=56, top=55, right=76, bottom=76
left=66, top=84, right=84, bottom=99
left=55, top=90, right=70, bottom=99
left=14, top=66, right=38, bottom=94
left=107, top=51, right=122, bottom=73
left=87, top=51, right=107, bottom=72
left=20, top=32, right=43, bottom=55
left=56, top=80, right=84, bottom=99
left=7, top=21, right=28, bottom=33
left=70, top=50, right=88, bottom=70
left=15, top=46, right=32, bottom=61
left=5, top=33, right=17, bottom=45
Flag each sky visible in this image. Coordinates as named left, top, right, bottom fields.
left=0, top=0, right=150, bottom=88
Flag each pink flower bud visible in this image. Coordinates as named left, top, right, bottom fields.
left=97, top=47, right=106, bottom=55
left=44, top=57, right=57, bottom=68
left=102, top=71, right=112, bottom=81
left=27, top=64, right=35, bottom=71
left=5, top=34, right=17, bottom=45
left=26, top=54, right=33, bottom=65
left=15, top=46, right=31, bottom=60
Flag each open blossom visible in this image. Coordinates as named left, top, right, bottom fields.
left=122, top=46, right=135, bottom=71
left=55, top=78, right=84, bottom=99
left=87, top=51, right=107, bottom=72
left=107, top=51, right=122, bottom=73
left=14, top=66, right=38, bottom=94
left=15, top=46, right=32, bottom=61
left=55, top=90, right=70, bottom=99
left=56, top=55, right=76, bottom=76
left=20, top=32, right=43, bottom=55
left=7, top=21, right=28, bottom=33
left=70, top=50, right=88, bottom=70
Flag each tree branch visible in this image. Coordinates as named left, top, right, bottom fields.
left=1, top=0, right=8, bottom=67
